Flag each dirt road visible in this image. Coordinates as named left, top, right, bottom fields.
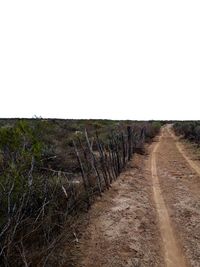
left=74, top=126, right=200, bottom=267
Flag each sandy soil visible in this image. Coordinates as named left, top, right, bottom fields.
left=151, top=128, right=187, bottom=267
left=156, top=126, right=200, bottom=267
left=75, top=146, right=164, bottom=266
left=67, top=125, right=200, bottom=267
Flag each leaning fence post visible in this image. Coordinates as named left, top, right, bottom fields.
left=73, top=140, right=90, bottom=208
left=95, top=132, right=110, bottom=189
left=127, top=126, right=132, bottom=161
left=85, top=129, right=102, bottom=196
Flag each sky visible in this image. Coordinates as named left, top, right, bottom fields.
left=0, top=1, right=200, bottom=120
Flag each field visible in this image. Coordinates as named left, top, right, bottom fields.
left=0, top=119, right=160, bottom=266
left=1, top=120, right=200, bottom=266
left=1, top=0, right=199, bottom=266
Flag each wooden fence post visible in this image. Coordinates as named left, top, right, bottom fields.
left=73, top=140, right=90, bottom=208
left=85, top=129, right=102, bottom=195
left=127, top=126, right=132, bottom=161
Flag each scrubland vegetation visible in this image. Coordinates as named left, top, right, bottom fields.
left=173, top=121, right=200, bottom=144
left=0, top=119, right=161, bottom=266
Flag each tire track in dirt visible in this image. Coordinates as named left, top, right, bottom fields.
left=74, top=153, right=164, bottom=267
left=168, top=127, right=200, bottom=177
left=151, top=128, right=188, bottom=267
left=70, top=126, right=195, bottom=267
left=155, top=125, right=200, bottom=267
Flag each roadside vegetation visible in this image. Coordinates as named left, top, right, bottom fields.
left=173, top=121, right=200, bottom=145
left=0, top=119, right=161, bottom=266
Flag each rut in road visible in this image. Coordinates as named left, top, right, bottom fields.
left=76, top=152, right=164, bottom=267
left=74, top=125, right=199, bottom=267
left=151, top=128, right=187, bottom=267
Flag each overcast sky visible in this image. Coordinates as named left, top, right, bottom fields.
left=0, top=1, right=200, bottom=120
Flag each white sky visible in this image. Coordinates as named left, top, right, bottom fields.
left=0, top=1, right=200, bottom=120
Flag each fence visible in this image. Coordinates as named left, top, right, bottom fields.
left=71, top=126, right=145, bottom=209
left=0, top=124, right=147, bottom=266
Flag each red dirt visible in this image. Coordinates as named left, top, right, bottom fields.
left=67, top=125, right=200, bottom=266
left=75, top=145, right=164, bottom=266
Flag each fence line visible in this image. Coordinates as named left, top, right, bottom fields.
left=0, top=125, right=147, bottom=266
left=70, top=126, right=145, bottom=210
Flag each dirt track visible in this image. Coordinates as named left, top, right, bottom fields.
left=74, top=126, right=200, bottom=267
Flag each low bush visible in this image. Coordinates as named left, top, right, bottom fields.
left=0, top=119, right=161, bottom=266
left=173, top=121, right=200, bottom=144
